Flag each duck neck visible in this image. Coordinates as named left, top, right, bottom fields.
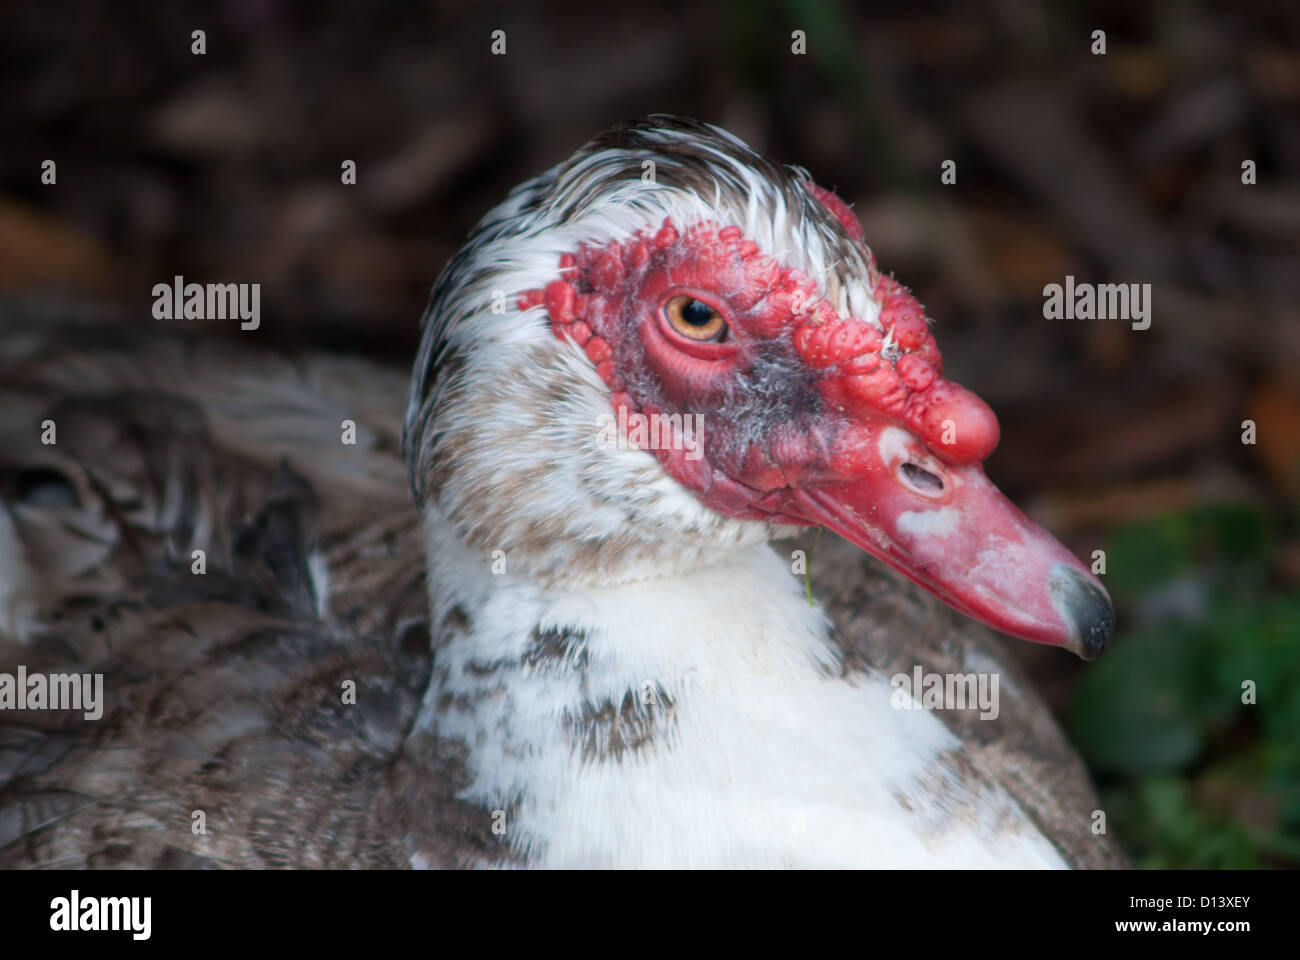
left=416, top=505, right=842, bottom=847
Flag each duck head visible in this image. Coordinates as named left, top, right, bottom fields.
left=405, top=117, right=1112, bottom=659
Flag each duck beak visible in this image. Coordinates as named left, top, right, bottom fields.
left=791, top=462, right=1113, bottom=659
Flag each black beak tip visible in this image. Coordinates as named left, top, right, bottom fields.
left=1051, top=566, right=1115, bottom=660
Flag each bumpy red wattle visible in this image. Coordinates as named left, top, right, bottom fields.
left=809, top=184, right=867, bottom=245
left=785, top=266, right=996, bottom=464
left=792, top=317, right=881, bottom=369
left=520, top=206, right=999, bottom=482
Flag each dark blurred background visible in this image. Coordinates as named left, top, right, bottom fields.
left=1, top=0, right=1297, bottom=867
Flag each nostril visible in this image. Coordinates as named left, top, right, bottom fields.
left=899, top=462, right=944, bottom=495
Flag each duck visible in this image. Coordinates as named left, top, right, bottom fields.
left=0, top=116, right=1123, bottom=869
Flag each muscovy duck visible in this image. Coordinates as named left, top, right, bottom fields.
left=0, top=116, right=1121, bottom=868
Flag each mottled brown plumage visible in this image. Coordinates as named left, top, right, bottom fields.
left=0, top=312, right=501, bottom=867
left=0, top=309, right=1121, bottom=868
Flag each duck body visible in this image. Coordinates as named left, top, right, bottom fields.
left=0, top=117, right=1123, bottom=869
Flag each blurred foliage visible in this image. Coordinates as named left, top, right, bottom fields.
left=1071, top=504, right=1300, bottom=868
left=775, top=0, right=914, bottom=189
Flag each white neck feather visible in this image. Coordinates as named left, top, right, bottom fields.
left=417, top=505, right=1067, bottom=868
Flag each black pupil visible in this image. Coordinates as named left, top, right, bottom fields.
left=682, top=300, right=714, bottom=326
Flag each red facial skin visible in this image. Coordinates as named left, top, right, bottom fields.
left=520, top=193, right=1113, bottom=659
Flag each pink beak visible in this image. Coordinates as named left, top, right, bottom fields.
left=791, top=459, right=1113, bottom=659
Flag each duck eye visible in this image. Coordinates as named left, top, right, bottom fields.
left=665, top=295, right=727, bottom=342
